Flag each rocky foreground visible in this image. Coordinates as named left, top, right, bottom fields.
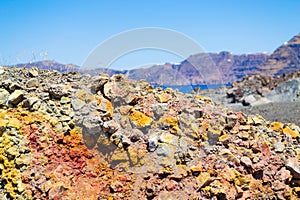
left=1, top=67, right=300, bottom=199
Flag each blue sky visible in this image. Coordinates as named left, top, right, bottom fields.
left=0, top=0, right=299, bottom=69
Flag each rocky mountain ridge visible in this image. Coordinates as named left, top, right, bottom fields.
left=9, top=51, right=269, bottom=85
left=257, top=33, right=300, bottom=76
left=7, top=33, right=300, bottom=86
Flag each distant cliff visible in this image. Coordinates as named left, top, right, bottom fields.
left=257, top=33, right=300, bottom=76
left=11, top=52, right=268, bottom=85
left=9, top=33, right=300, bottom=86
left=126, top=52, right=268, bottom=85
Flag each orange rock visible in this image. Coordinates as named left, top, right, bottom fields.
left=155, top=92, right=172, bottom=103
left=283, top=126, right=299, bottom=138
left=196, top=171, right=211, bottom=188
left=218, top=134, right=229, bottom=142
left=270, top=121, right=284, bottom=132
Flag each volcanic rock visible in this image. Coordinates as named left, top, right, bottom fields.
left=0, top=88, right=9, bottom=105
left=0, top=66, right=300, bottom=199
left=7, top=90, right=24, bottom=106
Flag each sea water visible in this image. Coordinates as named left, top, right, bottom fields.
left=154, top=83, right=232, bottom=93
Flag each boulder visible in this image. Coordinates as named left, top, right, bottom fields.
left=0, top=88, right=9, bottom=105
left=267, top=78, right=300, bottom=102
left=242, top=94, right=257, bottom=106
left=26, top=78, right=39, bottom=88
left=8, top=90, right=25, bottom=106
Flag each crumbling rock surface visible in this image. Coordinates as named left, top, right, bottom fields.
left=0, top=67, right=300, bottom=199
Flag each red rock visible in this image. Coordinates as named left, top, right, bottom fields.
left=261, top=142, right=271, bottom=158
left=165, top=179, right=179, bottom=191
left=275, top=167, right=291, bottom=181
left=110, top=181, right=124, bottom=192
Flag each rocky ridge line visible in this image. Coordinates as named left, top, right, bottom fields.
left=0, top=66, right=300, bottom=199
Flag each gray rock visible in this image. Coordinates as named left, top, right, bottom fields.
left=38, top=102, right=49, bottom=113
left=102, top=120, right=119, bottom=134
left=251, top=97, right=271, bottom=106
left=81, top=114, right=103, bottom=149
left=60, top=96, right=71, bottom=104
left=28, top=68, right=39, bottom=77
left=39, top=92, right=50, bottom=100
left=90, top=74, right=109, bottom=94
left=257, top=87, right=271, bottom=97
left=9, top=82, right=22, bottom=91
left=49, top=84, right=68, bottom=99
left=0, top=89, right=9, bottom=105
left=286, top=157, right=300, bottom=179
left=61, top=116, right=71, bottom=122
left=274, top=142, right=285, bottom=153
left=148, top=136, right=158, bottom=152
left=0, top=66, right=4, bottom=75
left=103, top=82, right=113, bottom=99
left=26, top=78, right=39, bottom=88
left=60, top=105, right=71, bottom=115
left=156, top=143, right=174, bottom=158
left=121, top=137, right=131, bottom=148
left=242, top=94, right=257, bottom=106
left=152, top=103, right=168, bottom=119
left=129, top=129, right=144, bottom=142
left=71, top=98, right=85, bottom=111
left=268, top=78, right=300, bottom=102
left=81, top=115, right=101, bottom=137
left=8, top=90, right=24, bottom=105
left=22, top=96, right=40, bottom=108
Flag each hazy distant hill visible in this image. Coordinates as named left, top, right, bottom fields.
left=12, top=60, right=124, bottom=77
left=257, top=33, right=300, bottom=76
left=14, top=60, right=80, bottom=73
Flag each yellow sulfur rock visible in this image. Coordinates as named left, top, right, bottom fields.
left=234, top=175, right=251, bottom=189
left=159, top=116, right=180, bottom=133
left=0, top=111, right=6, bottom=118
left=196, top=95, right=212, bottom=102
left=218, top=134, right=229, bottom=142
left=283, top=126, right=299, bottom=138
left=202, top=180, right=226, bottom=196
left=270, top=121, right=284, bottom=132
left=129, top=109, right=153, bottom=127
left=220, top=149, right=239, bottom=164
left=0, top=119, right=8, bottom=127
left=196, top=172, right=211, bottom=188
left=8, top=118, right=21, bottom=129
left=127, top=146, right=138, bottom=165
left=195, top=95, right=202, bottom=100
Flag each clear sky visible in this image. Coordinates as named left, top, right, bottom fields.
left=1, top=0, right=299, bottom=69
